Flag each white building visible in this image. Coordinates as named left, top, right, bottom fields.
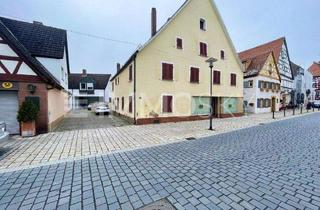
left=240, top=51, right=282, bottom=114
left=68, top=69, right=111, bottom=109
left=239, top=37, right=294, bottom=108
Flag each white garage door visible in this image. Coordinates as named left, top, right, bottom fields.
left=0, top=91, right=19, bottom=134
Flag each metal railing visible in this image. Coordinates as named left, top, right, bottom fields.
left=0, top=121, right=6, bottom=137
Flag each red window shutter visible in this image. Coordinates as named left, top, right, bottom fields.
left=200, top=43, right=207, bottom=57
left=129, top=65, right=133, bottom=81
left=163, top=96, right=173, bottom=113
left=231, top=74, right=237, bottom=86
left=190, top=67, right=199, bottom=83
left=213, top=71, right=220, bottom=84
left=121, top=97, right=124, bottom=110
left=129, top=96, right=133, bottom=113
left=177, top=38, right=183, bottom=49
left=162, top=63, right=173, bottom=80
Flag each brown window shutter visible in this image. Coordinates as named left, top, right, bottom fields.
left=177, top=38, right=183, bottom=49
left=218, top=71, right=221, bottom=84
left=129, top=65, right=133, bottom=81
left=231, top=74, right=236, bottom=86
left=168, top=96, right=173, bottom=112
left=190, top=67, right=199, bottom=83
left=121, top=97, right=124, bottom=110
left=213, top=71, right=220, bottom=84
left=162, top=63, right=173, bottom=80
left=129, top=96, right=133, bottom=113
left=200, top=42, right=207, bottom=56
left=163, top=95, right=173, bottom=113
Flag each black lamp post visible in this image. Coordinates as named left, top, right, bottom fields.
left=206, top=57, right=218, bottom=131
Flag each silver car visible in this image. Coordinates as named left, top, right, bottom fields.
left=95, top=105, right=110, bottom=115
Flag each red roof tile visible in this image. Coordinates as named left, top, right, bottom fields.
left=308, top=62, right=320, bottom=77
left=239, top=37, right=285, bottom=63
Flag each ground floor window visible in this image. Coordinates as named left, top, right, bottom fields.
left=222, top=98, right=238, bottom=114
left=162, top=95, right=173, bottom=113
left=191, top=97, right=210, bottom=115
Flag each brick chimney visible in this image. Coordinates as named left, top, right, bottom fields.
left=151, top=8, right=157, bottom=37
left=82, top=69, right=87, bottom=77
left=117, top=63, right=121, bottom=72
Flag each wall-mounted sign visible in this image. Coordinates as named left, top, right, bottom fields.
left=0, top=82, right=18, bottom=90
left=2, top=82, right=13, bottom=89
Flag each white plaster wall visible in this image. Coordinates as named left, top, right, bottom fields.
left=244, top=76, right=281, bottom=113
left=36, top=48, right=68, bottom=90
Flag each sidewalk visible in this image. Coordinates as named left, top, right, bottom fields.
left=0, top=109, right=318, bottom=172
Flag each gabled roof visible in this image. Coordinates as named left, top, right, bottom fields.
left=68, top=74, right=111, bottom=90
left=290, top=62, right=303, bottom=77
left=240, top=51, right=271, bottom=78
left=239, top=37, right=285, bottom=63
left=0, top=17, right=67, bottom=59
left=111, top=0, right=244, bottom=81
left=308, top=62, right=320, bottom=77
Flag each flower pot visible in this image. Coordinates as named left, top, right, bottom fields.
left=21, top=121, right=36, bottom=137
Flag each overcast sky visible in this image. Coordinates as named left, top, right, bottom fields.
left=1, top=0, right=319, bottom=75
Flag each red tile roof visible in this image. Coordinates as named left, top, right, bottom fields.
left=239, top=37, right=285, bottom=63
left=239, top=51, right=272, bottom=77
left=308, top=62, right=320, bottom=77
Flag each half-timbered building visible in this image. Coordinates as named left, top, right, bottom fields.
left=0, top=17, right=70, bottom=134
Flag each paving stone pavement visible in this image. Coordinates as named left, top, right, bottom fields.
left=0, top=110, right=318, bottom=171
left=0, top=113, right=319, bottom=209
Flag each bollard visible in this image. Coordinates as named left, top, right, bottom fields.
left=300, top=105, right=303, bottom=114
left=273, top=111, right=275, bottom=119
left=284, top=108, right=286, bottom=117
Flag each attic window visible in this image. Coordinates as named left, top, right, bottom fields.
left=220, top=50, right=225, bottom=60
left=200, top=19, right=206, bottom=31
left=87, top=83, right=94, bottom=90
left=80, top=83, right=86, bottom=90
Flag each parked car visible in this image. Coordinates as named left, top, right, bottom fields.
left=87, top=103, right=93, bottom=111
left=313, top=100, right=320, bottom=108
left=95, top=105, right=110, bottom=115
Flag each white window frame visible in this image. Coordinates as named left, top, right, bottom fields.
left=176, top=37, right=184, bottom=50
left=161, top=94, right=174, bottom=114
left=199, top=41, right=208, bottom=57
left=87, top=83, right=94, bottom=90
left=161, top=61, right=175, bottom=81
left=80, top=83, right=87, bottom=90
left=189, top=65, right=200, bottom=83
left=200, top=18, right=207, bottom=31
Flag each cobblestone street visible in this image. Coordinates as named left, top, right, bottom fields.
left=0, top=113, right=319, bottom=209
left=0, top=110, right=318, bottom=172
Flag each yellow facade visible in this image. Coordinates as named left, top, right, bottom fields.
left=111, top=0, right=244, bottom=124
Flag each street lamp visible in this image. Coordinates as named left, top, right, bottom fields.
left=206, top=57, right=218, bottom=131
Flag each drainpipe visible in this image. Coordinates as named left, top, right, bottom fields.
left=133, top=55, right=137, bottom=125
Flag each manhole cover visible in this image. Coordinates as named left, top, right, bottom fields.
left=186, top=137, right=197, bottom=141
left=138, top=199, right=176, bottom=210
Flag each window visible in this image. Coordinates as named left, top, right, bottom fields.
left=190, top=67, right=199, bottom=83
left=176, top=38, right=183, bottom=49
left=231, top=74, right=237, bottom=86
left=61, top=67, right=64, bottom=81
left=213, top=70, right=221, bottom=85
left=244, top=80, right=253, bottom=88
left=162, top=63, right=174, bottom=80
left=129, top=65, right=133, bottom=81
left=220, top=50, right=225, bottom=60
left=200, top=42, right=207, bottom=57
left=129, top=96, right=133, bottom=113
left=116, top=98, right=119, bottom=110
left=80, top=83, right=86, bottom=90
left=121, top=97, right=124, bottom=111
left=87, top=83, right=93, bottom=90
left=200, top=18, right=206, bottom=31
left=112, top=82, right=114, bottom=91
left=162, top=95, right=173, bottom=113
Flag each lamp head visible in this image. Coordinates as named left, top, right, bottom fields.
left=206, top=57, right=218, bottom=68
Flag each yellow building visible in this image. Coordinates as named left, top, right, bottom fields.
left=110, top=0, right=244, bottom=124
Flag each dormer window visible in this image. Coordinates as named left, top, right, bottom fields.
left=200, top=18, right=206, bottom=31
left=80, top=83, right=86, bottom=90
left=87, top=83, right=94, bottom=90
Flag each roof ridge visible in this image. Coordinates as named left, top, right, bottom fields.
left=239, top=37, right=285, bottom=55
left=0, top=16, right=66, bottom=32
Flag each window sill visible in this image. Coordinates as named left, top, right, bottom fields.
left=190, top=81, right=200, bottom=84
left=161, top=79, right=174, bottom=81
left=200, top=54, right=208, bottom=58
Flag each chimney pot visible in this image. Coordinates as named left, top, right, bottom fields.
left=151, top=8, right=157, bottom=37
left=117, top=63, right=121, bottom=72
left=82, top=69, right=87, bottom=76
